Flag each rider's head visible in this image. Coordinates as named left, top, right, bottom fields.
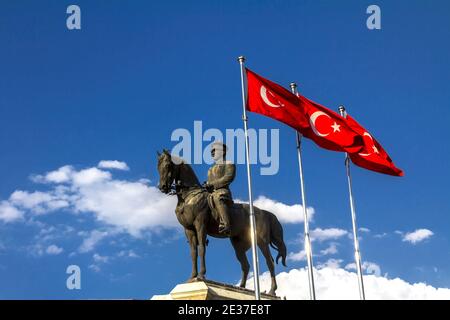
left=211, top=141, right=227, bottom=162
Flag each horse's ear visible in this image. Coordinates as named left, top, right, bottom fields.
left=163, top=149, right=169, bottom=155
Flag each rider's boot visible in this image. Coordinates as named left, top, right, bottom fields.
left=216, top=202, right=231, bottom=235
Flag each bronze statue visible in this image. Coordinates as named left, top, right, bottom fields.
left=203, top=142, right=235, bottom=235
left=157, top=148, right=287, bottom=296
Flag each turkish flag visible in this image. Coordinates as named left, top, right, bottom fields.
left=246, top=68, right=363, bottom=153
left=346, top=115, right=404, bottom=176
left=246, top=68, right=310, bottom=133
left=296, top=95, right=363, bottom=153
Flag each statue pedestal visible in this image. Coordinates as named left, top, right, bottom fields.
left=151, top=279, right=281, bottom=300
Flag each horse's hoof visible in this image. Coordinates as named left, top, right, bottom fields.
left=268, top=290, right=276, bottom=296
left=186, top=277, right=198, bottom=283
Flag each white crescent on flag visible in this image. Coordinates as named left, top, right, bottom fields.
left=309, top=111, right=332, bottom=137
left=260, top=85, right=284, bottom=108
left=359, top=132, right=377, bottom=157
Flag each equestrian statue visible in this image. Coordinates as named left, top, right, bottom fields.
left=157, top=142, right=287, bottom=296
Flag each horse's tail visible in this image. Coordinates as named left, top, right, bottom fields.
left=267, top=211, right=287, bottom=267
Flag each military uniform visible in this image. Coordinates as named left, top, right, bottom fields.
left=207, top=160, right=236, bottom=233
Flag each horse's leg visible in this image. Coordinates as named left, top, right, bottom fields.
left=259, top=242, right=277, bottom=295
left=185, top=229, right=198, bottom=282
left=196, top=223, right=207, bottom=280
left=231, top=237, right=251, bottom=288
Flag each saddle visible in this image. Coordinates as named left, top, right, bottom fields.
left=176, top=188, right=230, bottom=227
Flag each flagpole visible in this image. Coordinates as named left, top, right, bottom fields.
left=338, top=105, right=366, bottom=300
left=290, top=82, right=316, bottom=300
left=237, top=56, right=261, bottom=300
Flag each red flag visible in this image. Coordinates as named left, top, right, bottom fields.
left=346, top=115, right=404, bottom=176
left=296, top=95, right=363, bottom=153
left=246, top=68, right=309, bottom=132
left=246, top=68, right=363, bottom=153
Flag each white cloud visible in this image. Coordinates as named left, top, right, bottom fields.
left=72, top=176, right=178, bottom=236
left=310, top=228, right=348, bottom=242
left=27, top=244, right=46, bottom=256
left=345, top=261, right=381, bottom=277
left=374, top=233, right=388, bottom=238
left=317, top=259, right=343, bottom=269
left=98, top=160, right=130, bottom=171
left=87, top=250, right=141, bottom=273
left=44, top=165, right=74, bottom=183
left=9, top=190, right=69, bottom=214
left=288, top=250, right=306, bottom=262
left=0, top=200, right=24, bottom=223
left=90, top=250, right=138, bottom=273
left=402, top=229, right=434, bottom=244
left=118, top=250, right=140, bottom=258
left=364, top=262, right=381, bottom=276
left=288, top=229, right=345, bottom=262
left=320, top=243, right=338, bottom=256
left=359, top=227, right=370, bottom=233
left=89, top=252, right=112, bottom=273
left=4, top=163, right=178, bottom=236
left=2, top=162, right=317, bottom=237
left=247, top=267, right=450, bottom=300
left=78, top=230, right=109, bottom=253
left=28, top=243, right=64, bottom=257
left=31, top=165, right=74, bottom=184
left=72, top=168, right=112, bottom=186
left=243, top=196, right=315, bottom=224
left=89, top=264, right=101, bottom=272
left=24, top=224, right=73, bottom=256
left=46, top=245, right=63, bottom=255
left=93, top=253, right=109, bottom=263
left=10, top=191, right=52, bottom=208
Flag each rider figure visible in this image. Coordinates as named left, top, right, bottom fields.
left=204, top=141, right=235, bottom=235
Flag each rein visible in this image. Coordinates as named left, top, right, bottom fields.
left=170, top=163, right=203, bottom=198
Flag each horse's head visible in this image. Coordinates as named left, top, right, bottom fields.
left=157, top=149, right=175, bottom=194
left=157, top=149, right=201, bottom=194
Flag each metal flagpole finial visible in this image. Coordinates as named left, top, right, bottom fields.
left=338, top=105, right=346, bottom=117
left=237, top=56, right=246, bottom=63
left=290, top=82, right=297, bottom=91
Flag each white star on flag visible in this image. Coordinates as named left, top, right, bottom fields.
left=331, top=122, right=341, bottom=133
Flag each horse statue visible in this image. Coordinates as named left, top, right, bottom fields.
left=157, top=149, right=287, bottom=296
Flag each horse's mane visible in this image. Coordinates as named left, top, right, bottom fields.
left=170, top=154, right=201, bottom=186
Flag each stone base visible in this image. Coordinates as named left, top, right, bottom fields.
left=151, top=279, right=281, bottom=300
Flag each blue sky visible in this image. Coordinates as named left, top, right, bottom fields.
left=1, top=0, right=450, bottom=299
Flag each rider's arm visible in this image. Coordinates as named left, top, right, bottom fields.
left=210, top=164, right=236, bottom=189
